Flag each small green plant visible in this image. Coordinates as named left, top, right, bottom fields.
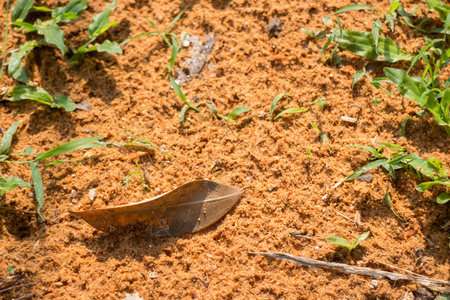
left=69, top=0, right=124, bottom=65
left=206, top=103, right=252, bottom=123
left=0, top=176, right=31, bottom=196
left=6, top=265, right=15, bottom=275
left=326, top=231, right=370, bottom=252
left=123, top=162, right=151, bottom=191
left=301, top=28, right=326, bottom=40
left=170, top=77, right=203, bottom=127
left=317, top=1, right=450, bottom=134
left=143, top=10, right=186, bottom=73
left=308, top=121, right=329, bottom=143
left=309, top=98, right=327, bottom=108
left=270, top=93, right=308, bottom=120
left=384, top=192, right=405, bottom=221
left=1, top=0, right=90, bottom=110
left=1, top=0, right=131, bottom=110
left=121, top=128, right=175, bottom=160
left=0, top=121, right=106, bottom=219
left=346, top=143, right=450, bottom=204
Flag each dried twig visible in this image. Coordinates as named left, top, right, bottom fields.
left=332, top=209, right=357, bottom=224
left=374, top=259, right=426, bottom=278
left=290, top=233, right=323, bottom=240
left=0, top=246, right=18, bottom=257
left=248, top=251, right=450, bottom=293
left=0, top=282, right=42, bottom=294
left=15, top=293, right=36, bottom=300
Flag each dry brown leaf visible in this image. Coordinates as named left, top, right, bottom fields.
left=70, top=180, right=243, bottom=236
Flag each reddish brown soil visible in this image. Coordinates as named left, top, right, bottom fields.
left=1, top=0, right=450, bottom=299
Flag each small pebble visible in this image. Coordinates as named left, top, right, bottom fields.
left=371, top=280, right=378, bottom=287
left=88, top=189, right=96, bottom=201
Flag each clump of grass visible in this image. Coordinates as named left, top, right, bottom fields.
left=270, top=93, right=308, bottom=120
left=326, top=231, right=370, bottom=252
left=0, top=121, right=106, bottom=219
left=69, top=0, right=123, bottom=65
left=206, top=103, right=252, bottom=123
left=308, top=121, right=329, bottom=143
left=346, top=143, right=450, bottom=204
left=309, top=98, right=327, bottom=108
left=123, top=162, right=151, bottom=191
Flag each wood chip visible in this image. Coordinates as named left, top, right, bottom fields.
left=341, top=116, right=358, bottom=124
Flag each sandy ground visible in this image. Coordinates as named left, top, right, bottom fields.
left=0, top=0, right=449, bottom=299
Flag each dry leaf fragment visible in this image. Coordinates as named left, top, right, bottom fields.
left=70, top=180, right=243, bottom=236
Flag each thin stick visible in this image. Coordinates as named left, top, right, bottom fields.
left=0, top=207, right=36, bottom=214
left=374, top=259, right=427, bottom=278
left=0, top=282, right=42, bottom=294
left=0, top=0, right=11, bottom=79
left=15, top=293, right=36, bottom=300
left=0, top=246, right=18, bottom=256
left=249, top=251, right=450, bottom=293
left=290, top=233, right=323, bottom=240
left=332, top=209, right=356, bottom=224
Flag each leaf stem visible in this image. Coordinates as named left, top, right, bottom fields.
left=0, top=0, right=11, bottom=79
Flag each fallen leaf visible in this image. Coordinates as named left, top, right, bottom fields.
left=70, top=180, right=243, bottom=236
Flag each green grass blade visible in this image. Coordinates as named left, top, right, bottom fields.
left=384, top=193, right=404, bottom=221
left=145, top=17, right=170, bottom=46
left=309, top=98, right=327, bottom=108
left=0, top=0, right=11, bottom=80
left=372, top=97, right=381, bottom=105
left=347, top=144, right=379, bottom=156
left=179, top=105, right=189, bottom=127
left=333, top=4, right=376, bottom=15
left=169, top=36, right=179, bottom=72
left=372, top=18, right=382, bottom=53
left=275, top=107, right=308, bottom=120
left=29, top=162, right=44, bottom=220
left=400, top=117, right=413, bottom=138
left=301, top=28, right=314, bottom=38
left=1, top=121, right=22, bottom=156
left=11, top=0, right=35, bottom=22
left=34, top=137, right=104, bottom=162
left=352, top=67, right=366, bottom=88
left=334, top=30, right=412, bottom=62
left=170, top=77, right=199, bottom=111
left=270, top=93, right=292, bottom=120
left=308, top=120, right=320, bottom=133
left=346, top=159, right=389, bottom=181
left=318, top=31, right=336, bottom=60
left=227, top=107, right=252, bottom=120
left=164, top=9, right=185, bottom=35
left=378, top=142, right=405, bottom=152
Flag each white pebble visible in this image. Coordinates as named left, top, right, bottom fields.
left=88, top=189, right=96, bottom=201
